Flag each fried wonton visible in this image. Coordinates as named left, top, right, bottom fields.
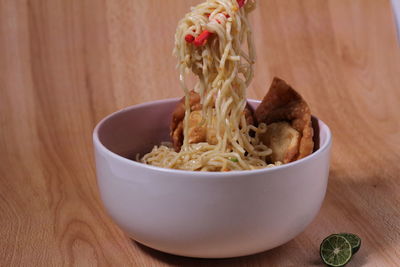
left=255, top=77, right=314, bottom=163
left=261, top=121, right=300, bottom=163
left=170, top=91, right=202, bottom=151
left=170, top=91, right=255, bottom=151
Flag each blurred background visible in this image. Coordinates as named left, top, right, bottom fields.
left=2, top=0, right=399, bottom=123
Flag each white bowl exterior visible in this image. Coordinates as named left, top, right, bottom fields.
left=93, top=99, right=332, bottom=258
left=391, top=0, right=400, bottom=41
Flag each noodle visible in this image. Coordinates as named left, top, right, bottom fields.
left=140, top=0, right=279, bottom=171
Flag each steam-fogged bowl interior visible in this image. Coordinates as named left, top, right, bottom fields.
left=93, top=98, right=332, bottom=258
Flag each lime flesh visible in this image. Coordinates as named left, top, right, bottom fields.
left=320, top=234, right=352, bottom=266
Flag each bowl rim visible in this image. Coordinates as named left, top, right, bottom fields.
left=93, top=98, right=332, bottom=177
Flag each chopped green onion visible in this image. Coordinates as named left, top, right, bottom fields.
left=229, top=157, right=239, bottom=162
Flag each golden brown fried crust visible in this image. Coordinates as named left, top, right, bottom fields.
left=187, top=110, right=207, bottom=144
left=171, top=122, right=184, bottom=151
left=170, top=91, right=202, bottom=151
left=244, top=103, right=255, bottom=126
left=170, top=91, right=256, bottom=152
left=255, top=77, right=314, bottom=161
left=171, top=91, right=201, bottom=134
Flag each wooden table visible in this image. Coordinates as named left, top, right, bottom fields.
left=1, top=0, right=399, bottom=266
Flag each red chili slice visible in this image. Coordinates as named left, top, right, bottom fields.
left=237, top=0, right=245, bottom=8
left=185, top=34, right=195, bottom=43
left=194, top=30, right=213, bottom=47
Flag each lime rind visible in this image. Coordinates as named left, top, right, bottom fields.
left=338, top=233, right=361, bottom=254
left=320, top=234, right=353, bottom=267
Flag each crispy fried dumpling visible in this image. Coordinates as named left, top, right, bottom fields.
left=255, top=77, right=314, bottom=162
left=260, top=122, right=300, bottom=163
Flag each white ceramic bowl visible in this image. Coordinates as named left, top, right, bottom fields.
left=392, top=0, right=400, bottom=41
left=93, top=98, right=332, bottom=258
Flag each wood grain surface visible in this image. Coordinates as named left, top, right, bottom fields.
left=1, top=0, right=399, bottom=266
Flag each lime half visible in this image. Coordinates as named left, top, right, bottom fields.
left=320, top=234, right=352, bottom=266
left=339, top=233, right=361, bottom=254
